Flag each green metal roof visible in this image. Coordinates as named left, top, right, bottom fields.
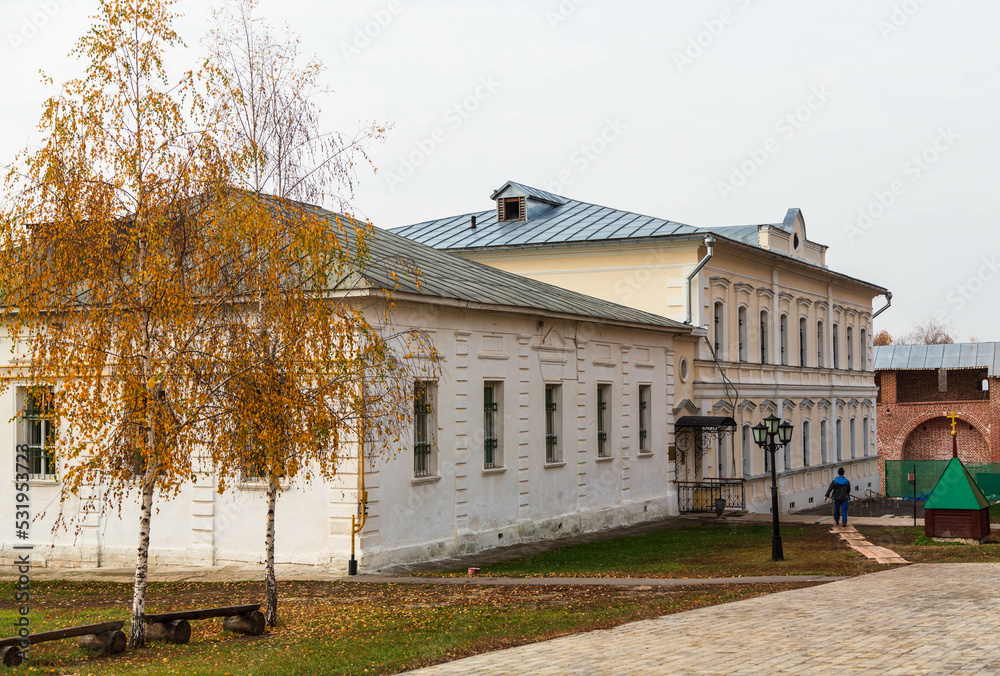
left=923, top=457, right=991, bottom=510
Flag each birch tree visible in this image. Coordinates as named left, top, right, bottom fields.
left=0, top=0, right=417, bottom=648
left=202, top=0, right=401, bottom=627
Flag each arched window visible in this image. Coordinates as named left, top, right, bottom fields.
left=832, top=323, right=840, bottom=369
left=849, top=417, right=857, bottom=459
left=817, top=320, right=825, bottom=368
left=802, top=419, right=811, bottom=467
left=799, top=317, right=808, bottom=367
left=847, top=326, right=854, bottom=370
left=820, top=419, right=829, bottom=464
left=862, top=417, right=870, bottom=456
left=738, top=306, right=748, bottom=362
left=760, top=310, right=769, bottom=364
left=783, top=422, right=793, bottom=471
left=713, top=301, right=725, bottom=359
left=860, top=329, right=868, bottom=370
left=835, top=418, right=843, bottom=462
left=780, top=314, right=789, bottom=366
left=742, top=424, right=753, bottom=476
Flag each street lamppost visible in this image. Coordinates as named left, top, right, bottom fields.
left=752, top=414, right=794, bottom=562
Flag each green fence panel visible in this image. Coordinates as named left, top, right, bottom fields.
left=885, top=460, right=1000, bottom=500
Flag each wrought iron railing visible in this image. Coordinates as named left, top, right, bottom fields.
left=675, top=478, right=746, bottom=513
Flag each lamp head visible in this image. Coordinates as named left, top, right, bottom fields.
left=752, top=422, right=768, bottom=446
left=764, top=414, right=780, bottom=436
left=777, top=420, right=794, bottom=444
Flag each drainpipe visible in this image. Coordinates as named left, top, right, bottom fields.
left=685, top=234, right=716, bottom=325
left=872, top=291, right=892, bottom=319
left=348, top=381, right=368, bottom=576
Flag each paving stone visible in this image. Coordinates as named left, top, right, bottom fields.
left=402, top=564, right=1000, bottom=675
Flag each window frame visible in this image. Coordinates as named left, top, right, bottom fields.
left=597, top=383, right=611, bottom=458
left=483, top=381, right=503, bottom=470
left=413, top=380, right=437, bottom=478
left=545, top=384, right=561, bottom=464
left=638, top=384, right=651, bottom=455
left=759, top=309, right=769, bottom=364
left=19, top=386, right=56, bottom=480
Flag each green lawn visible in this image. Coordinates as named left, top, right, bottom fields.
left=0, top=579, right=806, bottom=675
left=429, top=523, right=887, bottom=578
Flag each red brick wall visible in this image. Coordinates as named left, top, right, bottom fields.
left=875, top=373, right=999, bottom=491
left=897, top=369, right=989, bottom=403
left=901, top=417, right=990, bottom=462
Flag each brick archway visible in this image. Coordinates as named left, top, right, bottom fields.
left=901, top=417, right=990, bottom=463
left=890, top=410, right=991, bottom=458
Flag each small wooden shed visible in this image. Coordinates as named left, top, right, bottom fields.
left=923, top=457, right=991, bottom=541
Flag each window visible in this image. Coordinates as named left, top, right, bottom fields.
left=597, top=384, right=610, bottom=458
left=820, top=419, right=829, bottom=464
left=638, top=385, right=651, bottom=454
left=413, top=381, right=436, bottom=477
left=817, top=320, right=825, bottom=368
left=835, top=418, right=843, bottom=462
left=802, top=420, right=811, bottom=467
left=738, top=306, right=748, bottom=362
left=847, top=326, right=854, bottom=370
left=499, top=196, right=524, bottom=222
left=799, top=317, right=808, bottom=367
left=759, top=310, right=769, bottom=364
left=850, top=417, right=857, bottom=459
left=742, top=425, right=753, bottom=476
left=780, top=314, right=789, bottom=366
left=240, top=440, right=267, bottom=483
left=863, top=417, right=870, bottom=456
left=832, top=323, right=840, bottom=369
left=783, top=422, right=793, bottom=471
left=20, top=387, right=55, bottom=478
left=719, top=433, right=731, bottom=478
left=545, top=384, right=561, bottom=463
left=763, top=442, right=771, bottom=473
left=713, top=302, right=724, bottom=359
left=483, top=381, right=502, bottom=469
left=860, top=329, right=868, bottom=370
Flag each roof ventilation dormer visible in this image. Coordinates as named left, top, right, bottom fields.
left=490, top=180, right=568, bottom=225
left=498, top=196, right=525, bottom=223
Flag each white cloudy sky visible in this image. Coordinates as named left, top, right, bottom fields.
left=2, top=0, right=998, bottom=341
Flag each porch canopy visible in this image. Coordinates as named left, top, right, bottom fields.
left=675, top=416, right=737, bottom=433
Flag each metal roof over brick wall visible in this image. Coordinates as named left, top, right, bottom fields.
left=873, top=343, right=1000, bottom=376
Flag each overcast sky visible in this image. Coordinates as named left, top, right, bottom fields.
left=2, top=0, right=998, bottom=341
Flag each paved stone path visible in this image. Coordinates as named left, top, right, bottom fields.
left=355, top=574, right=846, bottom=587
left=831, top=524, right=910, bottom=564
left=403, top=563, right=1000, bottom=675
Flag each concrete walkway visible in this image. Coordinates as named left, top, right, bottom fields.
left=403, top=563, right=1000, bottom=675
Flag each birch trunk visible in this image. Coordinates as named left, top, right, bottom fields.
left=129, top=472, right=155, bottom=648
left=264, top=476, right=278, bottom=627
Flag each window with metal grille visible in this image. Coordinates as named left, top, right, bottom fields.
left=780, top=314, right=788, bottom=366
left=713, top=302, right=724, bottom=358
left=545, top=384, right=559, bottom=463
left=638, top=385, right=651, bottom=454
left=484, top=381, right=501, bottom=469
left=847, top=326, right=854, bottom=370
left=413, top=381, right=435, bottom=477
left=799, top=316, right=808, bottom=367
left=21, top=387, right=55, bottom=478
left=738, top=306, right=748, bottom=362
left=832, top=323, right=840, bottom=369
left=597, top=384, right=610, bottom=458
left=817, top=320, right=825, bottom=367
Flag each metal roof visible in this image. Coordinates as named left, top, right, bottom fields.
left=873, top=343, right=1000, bottom=376
left=306, top=206, right=689, bottom=331
left=387, top=181, right=887, bottom=294
left=391, top=181, right=703, bottom=250
left=923, top=457, right=990, bottom=510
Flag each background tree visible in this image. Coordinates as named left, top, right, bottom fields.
left=202, top=0, right=404, bottom=628
left=873, top=329, right=893, bottom=346
left=898, top=317, right=957, bottom=345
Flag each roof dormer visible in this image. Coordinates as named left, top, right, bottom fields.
left=491, top=180, right=567, bottom=223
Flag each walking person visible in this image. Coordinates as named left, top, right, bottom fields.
left=825, top=467, right=851, bottom=526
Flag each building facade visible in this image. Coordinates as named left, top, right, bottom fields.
left=392, top=181, right=891, bottom=513
left=0, top=216, right=689, bottom=571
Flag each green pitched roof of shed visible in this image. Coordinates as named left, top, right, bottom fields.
left=924, top=457, right=991, bottom=510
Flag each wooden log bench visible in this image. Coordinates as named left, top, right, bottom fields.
left=0, top=621, right=126, bottom=667
left=144, top=604, right=264, bottom=644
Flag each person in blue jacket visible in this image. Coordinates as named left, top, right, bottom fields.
left=824, top=467, right=851, bottom=526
